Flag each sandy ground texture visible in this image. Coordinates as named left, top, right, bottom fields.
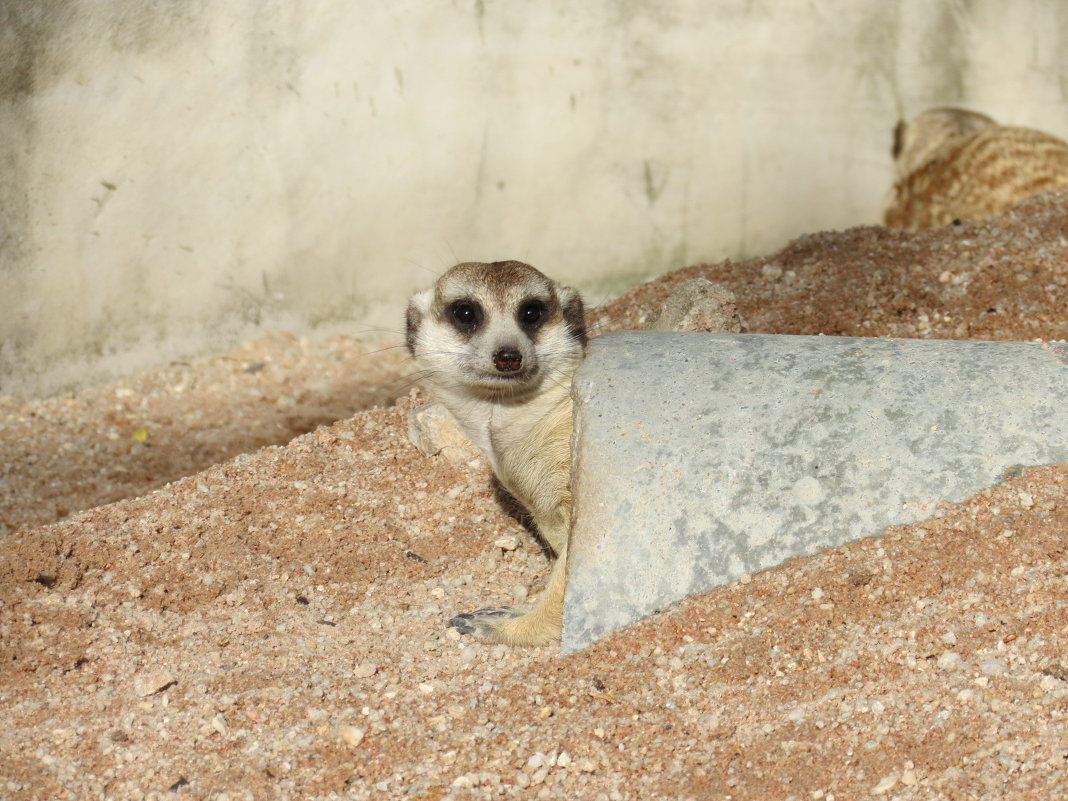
left=3, top=190, right=1068, bottom=800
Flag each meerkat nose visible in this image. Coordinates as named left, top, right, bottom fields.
left=493, top=348, right=523, bottom=373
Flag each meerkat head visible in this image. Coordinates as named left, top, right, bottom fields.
left=406, top=261, right=587, bottom=399
left=892, top=107, right=997, bottom=179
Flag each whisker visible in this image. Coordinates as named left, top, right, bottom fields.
left=346, top=326, right=408, bottom=338
left=361, top=342, right=411, bottom=358
left=388, top=370, right=439, bottom=395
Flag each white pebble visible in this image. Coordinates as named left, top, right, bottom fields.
left=980, top=657, right=1007, bottom=676
left=494, top=535, right=520, bottom=551
left=872, top=773, right=898, bottom=795
left=936, top=651, right=961, bottom=670
left=460, top=645, right=479, bottom=662
left=133, top=669, right=176, bottom=698
left=339, top=726, right=365, bottom=747
left=1039, top=674, right=1062, bottom=692
left=353, top=663, right=378, bottom=679
left=762, top=264, right=784, bottom=281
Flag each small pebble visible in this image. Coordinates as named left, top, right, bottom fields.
left=936, top=651, right=961, bottom=670
left=339, top=726, right=365, bottom=747
left=872, top=773, right=898, bottom=795
left=459, top=645, right=479, bottom=662
left=133, top=669, right=176, bottom=698
left=494, top=535, right=520, bottom=551
left=353, top=663, right=378, bottom=679
left=762, top=264, right=784, bottom=281
left=1039, top=674, right=1062, bottom=692
left=980, top=657, right=1007, bottom=676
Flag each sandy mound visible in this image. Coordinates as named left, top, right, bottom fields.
left=2, top=191, right=1067, bottom=800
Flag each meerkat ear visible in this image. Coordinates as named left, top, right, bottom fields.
left=558, top=286, right=587, bottom=347
left=892, top=119, right=906, bottom=159
left=405, top=288, right=433, bottom=355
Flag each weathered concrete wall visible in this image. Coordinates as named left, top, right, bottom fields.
left=3, top=1, right=1068, bottom=399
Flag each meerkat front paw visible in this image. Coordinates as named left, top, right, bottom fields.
left=448, top=603, right=561, bottom=647
left=448, top=607, right=522, bottom=640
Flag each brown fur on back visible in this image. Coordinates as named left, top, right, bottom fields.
left=884, top=108, right=1068, bottom=231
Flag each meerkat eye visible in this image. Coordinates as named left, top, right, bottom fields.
left=447, top=300, right=482, bottom=332
left=518, top=300, right=546, bottom=329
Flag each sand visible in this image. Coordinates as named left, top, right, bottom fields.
left=2, top=190, right=1067, bottom=800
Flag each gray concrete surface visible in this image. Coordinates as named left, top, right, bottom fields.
left=563, top=332, right=1068, bottom=652
left=6, top=2, right=1068, bottom=399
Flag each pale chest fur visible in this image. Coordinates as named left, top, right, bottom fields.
left=436, top=384, right=573, bottom=519
left=489, top=395, right=573, bottom=519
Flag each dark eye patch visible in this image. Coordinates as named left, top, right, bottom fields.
left=447, top=300, right=483, bottom=334
left=517, top=299, right=547, bottom=332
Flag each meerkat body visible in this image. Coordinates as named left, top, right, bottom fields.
left=405, top=261, right=586, bottom=646
left=884, top=107, right=1068, bottom=230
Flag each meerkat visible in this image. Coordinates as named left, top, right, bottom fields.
left=884, top=107, right=1068, bottom=230
left=405, top=261, right=587, bottom=646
